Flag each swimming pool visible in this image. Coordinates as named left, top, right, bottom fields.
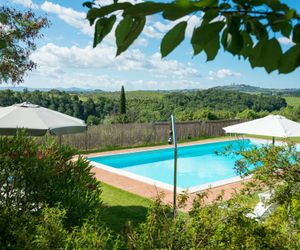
left=88, top=139, right=255, bottom=192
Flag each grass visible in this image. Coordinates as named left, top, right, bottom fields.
left=101, top=183, right=152, bottom=233
left=247, top=134, right=300, bottom=143
left=284, top=96, right=300, bottom=106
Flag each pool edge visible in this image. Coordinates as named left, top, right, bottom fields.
left=89, top=160, right=251, bottom=194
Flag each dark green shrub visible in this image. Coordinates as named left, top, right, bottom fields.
left=0, top=130, right=103, bottom=248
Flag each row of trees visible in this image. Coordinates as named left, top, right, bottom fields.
left=0, top=88, right=287, bottom=124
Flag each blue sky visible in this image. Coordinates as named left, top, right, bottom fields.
left=2, top=0, right=300, bottom=90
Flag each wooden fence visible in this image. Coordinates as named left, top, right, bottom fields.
left=61, top=119, right=245, bottom=151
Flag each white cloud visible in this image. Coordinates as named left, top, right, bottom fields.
left=207, top=69, right=241, bottom=80
left=150, top=15, right=201, bottom=39
left=30, top=43, right=201, bottom=90
left=40, top=1, right=93, bottom=36
left=147, top=53, right=201, bottom=78
left=29, top=71, right=202, bottom=91
left=32, top=43, right=199, bottom=77
left=31, top=43, right=145, bottom=71
left=135, top=37, right=148, bottom=47
left=11, top=0, right=38, bottom=9
left=143, top=25, right=163, bottom=38
left=278, top=37, right=294, bottom=45
left=94, top=0, right=143, bottom=5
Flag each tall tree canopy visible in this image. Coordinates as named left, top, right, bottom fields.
left=84, top=0, right=300, bottom=74
left=0, top=7, right=49, bottom=84
left=120, top=85, right=127, bottom=114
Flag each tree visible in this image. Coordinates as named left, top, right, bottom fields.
left=0, top=7, right=49, bottom=84
left=120, top=85, right=126, bottom=114
left=84, top=0, right=300, bottom=74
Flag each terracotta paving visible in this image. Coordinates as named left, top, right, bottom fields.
left=86, top=137, right=250, bottom=211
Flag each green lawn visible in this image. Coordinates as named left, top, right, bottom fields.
left=284, top=96, right=300, bottom=106
left=101, top=183, right=152, bottom=233
left=247, top=134, right=300, bottom=143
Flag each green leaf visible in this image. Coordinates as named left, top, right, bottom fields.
left=285, top=9, right=296, bottom=20
left=204, top=34, right=220, bottom=61
left=93, top=15, right=116, bottom=48
left=163, top=3, right=198, bottom=21
left=193, top=0, right=219, bottom=7
left=192, top=21, right=224, bottom=58
left=0, top=39, right=7, bottom=49
left=249, top=0, right=264, bottom=6
left=191, top=21, right=225, bottom=47
left=250, top=38, right=282, bottom=73
left=219, top=3, right=231, bottom=9
left=281, top=22, right=292, bottom=38
left=221, top=21, right=243, bottom=56
left=239, top=31, right=253, bottom=59
left=123, top=2, right=168, bottom=16
left=192, top=43, right=203, bottom=56
left=82, top=1, right=93, bottom=8
left=115, top=16, right=146, bottom=56
left=87, top=3, right=132, bottom=21
left=267, top=14, right=287, bottom=33
left=278, top=44, right=300, bottom=74
left=202, top=8, right=219, bottom=24
left=292, top=24, right=300, bottom=43
left=262, top=38, right=282, bottom=73
left=266, top=1, right=289, bottom=12
left=161, top=21, right=187, bottom=58
left=249, top=38, right=267, bottom=68
left=247, top=19, right=268, bottom=40
left=116, top=16, right=133, bottom=47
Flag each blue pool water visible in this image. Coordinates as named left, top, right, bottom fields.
left=89, top=140, right=254, bottom=189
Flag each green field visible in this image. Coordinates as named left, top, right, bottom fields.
left=284, top=96, right=300, bottom=106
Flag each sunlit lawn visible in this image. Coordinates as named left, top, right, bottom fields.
left=247, top=134, right=300, bottom=143
left=101, top=183, right=153, bottom=233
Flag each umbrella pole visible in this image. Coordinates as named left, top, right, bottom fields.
left=272, top=136, right=275, bottom=145
left=171, top=114, right=178, bottom=218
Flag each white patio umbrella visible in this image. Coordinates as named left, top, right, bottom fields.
left=223, top=115, right=300, bottom=144
left=0, top=102, right=86, bottom=136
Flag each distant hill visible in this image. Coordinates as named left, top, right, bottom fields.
left=212, top=84, right=300, bottom=96
left=0, top=86, right=104, bottom=93
left=1, top=84, right=300, bottom=96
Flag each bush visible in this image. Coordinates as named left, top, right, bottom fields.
left=0, top=130, right=103, bottom=248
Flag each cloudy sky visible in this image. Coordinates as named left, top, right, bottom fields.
left=2, top=0, right=300, bottom=91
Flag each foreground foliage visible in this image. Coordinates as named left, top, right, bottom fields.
left=85, top=0, right=300, bottom=74
left=1, top=132, right=300, bottom=249
left=0, top=131, right=107, bottom=249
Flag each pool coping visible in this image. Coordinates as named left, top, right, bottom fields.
left=87, top=137, right=252, bottom=193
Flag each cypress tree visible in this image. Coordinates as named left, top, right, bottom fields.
left=119, top=85, right=126, bottom=114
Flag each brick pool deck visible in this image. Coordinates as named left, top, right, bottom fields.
left=86, top=137, right=250, bottom=210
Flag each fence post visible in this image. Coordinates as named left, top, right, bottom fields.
left=85, top=126, right=88, bottom=151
